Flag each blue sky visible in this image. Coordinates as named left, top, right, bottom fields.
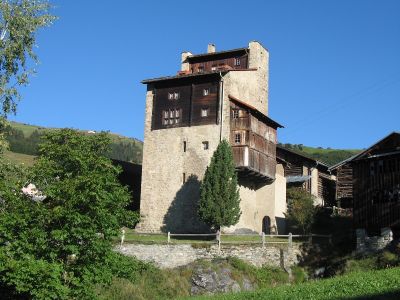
left=9, top=0, right=400, bottom=149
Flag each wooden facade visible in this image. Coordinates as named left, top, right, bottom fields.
left=276, top=146, right=336, bottom=206
left=187, top=49, right=248, bottom=73
left=334, top=163, right=354, bottom=208
left=229, top=98, right=281, bottom=185
left=151, top=75, right=220, bottom=130
left=352, top=132, right=400, bottom=234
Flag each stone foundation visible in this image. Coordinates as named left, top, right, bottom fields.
left=356, top=227, right=393, bottom=254
left=117, top=243, right=301, bottom=269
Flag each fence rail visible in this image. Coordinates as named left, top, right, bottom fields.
left=122, top=231, right=332, bottom=250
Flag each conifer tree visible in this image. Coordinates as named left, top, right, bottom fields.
left=198, top=139, right=241, bottom=230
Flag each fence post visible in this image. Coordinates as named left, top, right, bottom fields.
left=167, top=232, right=170, bottom=244
left=288, top=232, right=292, bottom=249
left=216, top=230, right=221, bottom=252
left=262, top=232, right=265, bottom=248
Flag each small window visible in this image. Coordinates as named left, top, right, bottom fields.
left=234, top=58, right=241, bottom=66
left=232, top=109, right=239, bottom=119
left=183, top=141, right=187, bottom=152
left=163, top=109, right=181, bottom=125
left=168, top=92, right=180, bottom=100
left=201, top=107, right=209, bottom=117
left=203, top=88, right=209, bottom=96
left=198, top=66, right=204, bottom=73
left=183, top=173, right=186, bottom=184
left=234, top=133, right=241, bottom=144
left=211, top=65, right=217, bottom=71
left=202, top=141, right=209, bottom=150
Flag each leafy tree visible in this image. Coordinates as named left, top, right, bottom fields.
left=286, top=187, right=316, bottom=234
left=198, top=139, right=241, bottom=231
left=0, top=0, right=55, bottom=116
left=0, top=129, right=140, bottom=298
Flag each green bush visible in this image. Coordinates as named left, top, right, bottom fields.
left=286, top=187, right=316, bottom=234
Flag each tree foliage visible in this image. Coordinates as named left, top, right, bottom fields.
left=0, top=129, right=140, bottom=298
left=198, top=140, right=241, bottom=230
left=286, top=187, right=316, bottom=234
left=0, top=0, right=55, bottom=116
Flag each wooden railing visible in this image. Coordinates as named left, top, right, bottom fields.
left=232, top=146, right=276, bottom=179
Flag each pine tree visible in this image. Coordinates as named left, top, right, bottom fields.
left=198, top=139, right=241, bottom=230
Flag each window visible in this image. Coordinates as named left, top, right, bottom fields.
left=168, top=92, right=180, bottom=100
left=198, top=66, right=204, bottom=73
left=234, top=133, right=241, bottom=144
left=232, top=109, right=239, bottom=119
left=183, top=141, right=187, bottom=152
left=202, top=141, right=209, bottom=150
left=211, top=65, right=217, bottom=71
left=203, top=88, right=209, bottom=96
left=234, top=57, right=241, bottom=66
left=163, top=108, right=181, bottom=125
left=183, top=173, right=186, bottom=184
left=201, top=107, right=209, bottom=117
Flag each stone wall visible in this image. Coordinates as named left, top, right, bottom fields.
left=117, top=243, right=301, bottom=269
left=356, top=227, right=393, bottom=254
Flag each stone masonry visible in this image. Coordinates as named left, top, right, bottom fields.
left=117, top=243, right=301, bottom=270
left=137, top=41, right=286, bottom=233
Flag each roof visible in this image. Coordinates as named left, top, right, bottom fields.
left=228, top=95, right=284, bottom=129
left=286, top=175, right=312, bottom=183
left=141, top=70, right=227, bottom=84
left=276, top=145, right=330, bottom=171
left=329, top=131, right=400, bottom=171
left=141, top=68, right=258, bottom=84
left=186, top=47, right=248, bottom=61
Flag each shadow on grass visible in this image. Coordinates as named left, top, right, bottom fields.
left=346, top=290, right=400, bottom=300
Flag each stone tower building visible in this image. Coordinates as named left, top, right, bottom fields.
left=137, top=41, right=286, bottom=234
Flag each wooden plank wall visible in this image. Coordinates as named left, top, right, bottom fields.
left=353, top=155, right=400, bottom=233
left=190, top=54, right=248, bottom=73
left=152, top=79, right=219, bottom=130
left=336, top=164, right=353, bottom=201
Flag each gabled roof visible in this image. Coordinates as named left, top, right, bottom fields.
left=228, top=95, right=284, bottom=129
left=329, top=131, right=400, bottom=171
left=276, top=145, right=330, bottom=172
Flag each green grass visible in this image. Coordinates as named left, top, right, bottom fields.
left=191, top=267, right=400, bottom=300
left=121, top=230, right=291, bottom=245
left=279, top=143, right=361, bottom=166
left=3, top=149, right=36, bottom=166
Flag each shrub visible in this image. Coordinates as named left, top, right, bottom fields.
left=286, top=187, right=316, bottom=234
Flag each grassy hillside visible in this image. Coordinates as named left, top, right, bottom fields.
left=194, top=267, right=400, bottom=300
left=4, top=121, right=143, bottom=165
left=279, top=143, right=361, bottom=166
left=3, top=149, right=35, bottom=166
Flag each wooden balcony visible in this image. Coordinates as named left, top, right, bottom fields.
left=232, top=145, right=276, bottom=185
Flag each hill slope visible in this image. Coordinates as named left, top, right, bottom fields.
left=4, top=121, right=143, bottom=165
left=278, top=143, right=361, bottom=166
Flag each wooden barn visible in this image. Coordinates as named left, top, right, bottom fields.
left=276, top=146, right=336, bottom=206
left=329, top=156, right=357, bottom=208
left=348, top=132, right=400, bottom=235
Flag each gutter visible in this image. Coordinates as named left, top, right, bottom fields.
left=219, top=72, right=224, bottom=142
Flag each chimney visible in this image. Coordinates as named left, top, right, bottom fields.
left=181, top=51, right=192, bottom=72
left=207, top=43, right=216, bottom=53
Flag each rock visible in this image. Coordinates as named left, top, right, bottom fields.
left=190, top=262, right=254, bottom=295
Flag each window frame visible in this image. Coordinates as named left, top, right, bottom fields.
left=202, top=141, right=209, bottom=150
left=234, top=57, right=241, bottom=66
